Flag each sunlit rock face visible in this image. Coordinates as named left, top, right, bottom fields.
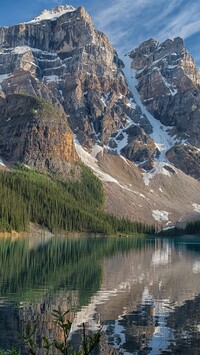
left=0, top=94, right=78, bottom=178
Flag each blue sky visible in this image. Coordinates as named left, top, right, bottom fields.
left=1, top=0, right=200, bottom=65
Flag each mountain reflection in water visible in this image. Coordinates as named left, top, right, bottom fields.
left=0, top=234, right=200, bottom=354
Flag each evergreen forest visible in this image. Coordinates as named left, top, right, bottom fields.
left=0, top=164, right=154, bottom=235
left=159, top=220, right=200, bottom=236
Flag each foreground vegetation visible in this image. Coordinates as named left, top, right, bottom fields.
left=0, top=308, right=101, bottom=355
left=0, top=164, right=154, bottom=235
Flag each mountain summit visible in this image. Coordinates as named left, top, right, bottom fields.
left=129, top=37, right=200, bottom=179
left=26, top=5, right=77, bottom=23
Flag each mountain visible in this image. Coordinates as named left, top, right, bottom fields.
left=129, top=37, right=200, bottom=179
left=0, top=5, right=152, bottom=163
left=0, top=5, right=200, bottom=229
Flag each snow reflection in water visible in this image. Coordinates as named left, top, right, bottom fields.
left=71, top=237, right=200, bottom=354
left=0, top=235, right=200, bottom=354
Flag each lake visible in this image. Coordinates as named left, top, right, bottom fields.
left=0, top=232, right=200, bottom=354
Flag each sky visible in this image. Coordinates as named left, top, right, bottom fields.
left=1, top=0, right=200, bottom=65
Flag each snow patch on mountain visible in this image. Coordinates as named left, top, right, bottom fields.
left=143, top=162, right=171, bottom=186
left=74, top=137, right=148, bottom=195
left=12, top=46, right=32, bottom=55
left=74, top=138, right=120, bottom=184
left=9, top=46, right=54, bottom=55
left=193, top=203, right=200, bottom=213
left=91, top=144, right=104, bottom=158
left=44, top=75, right=62, bottom=83
left=123, top=55, right=175, bottom=162
left=25, top=5, right=76, bottom=24
left=108, top=120, right=135, bottom=155
left=122, top=55, right=177, bottom=185
left=152, top=210, right=170, bottom=222
left=161, top=74, right=177, bottom=96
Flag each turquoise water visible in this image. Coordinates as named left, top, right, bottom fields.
left=0, top=233, right=200, bottom=354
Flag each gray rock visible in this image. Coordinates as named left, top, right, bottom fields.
left=121, top=126, right=156, bottom=168
left=166, top=144, right=200, bottom=180
left=129, top=37, right=200, bottom=147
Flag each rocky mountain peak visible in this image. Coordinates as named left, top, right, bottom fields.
left=26, top=5, right=77, bottom=23
left=0, top=4, right=142, bottom=156
left=130, top=37, right=200, bottom=89
left=129, top=38, right=159, bottom=68
left=128, top=36, right=200, bottom=178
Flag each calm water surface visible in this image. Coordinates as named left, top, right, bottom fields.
left=1, top=232, right=200, bottom=354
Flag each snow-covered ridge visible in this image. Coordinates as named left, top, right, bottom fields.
left=24, top=5, right=76, bottom=24
left=122, top=55, right=176, bottom=185
left=122, top=55, right=175, bottom=162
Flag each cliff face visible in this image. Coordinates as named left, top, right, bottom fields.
left=129, top=37, right=200, bottom=146
left=128, top=37, right=200, bottom=178
left=166, top=145, right=200, bottom=181
left=0, top=94, right=78, bottom=178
